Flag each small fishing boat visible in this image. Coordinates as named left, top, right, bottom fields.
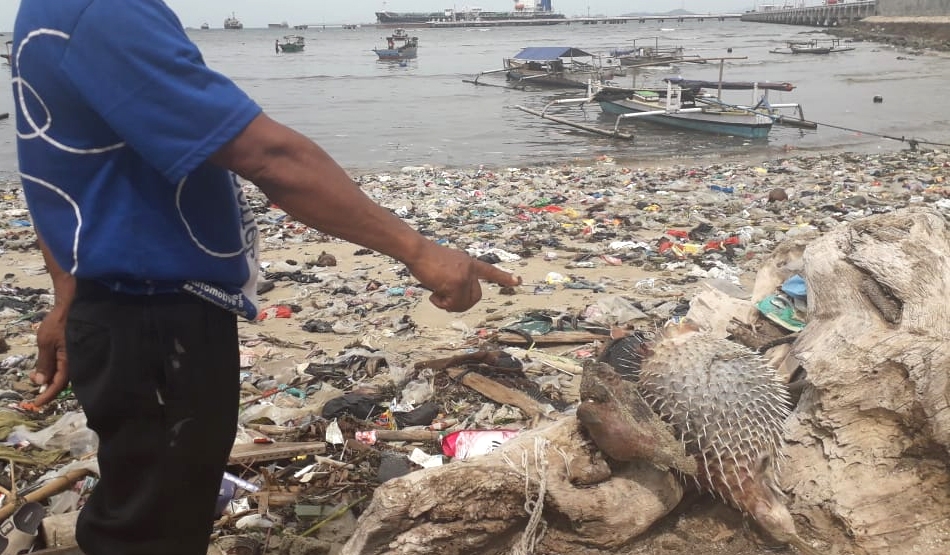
left=278, top=35, right=306, bottom=53
left=770, top=38, right=854, bottom=55
left=791, top=43, right=832, bottom=54
left=200, top=22, right=210, bottom=30
left=373, top=28, right=419, bottom=61
left=595, top=81, right=780, bottom=139
left=608, top=37, right=698, bottom=67
left=484, top=46, right=617, bottom=89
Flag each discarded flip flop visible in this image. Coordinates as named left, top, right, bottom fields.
left=0, top=501, right=45, bottom=555
left=780, top=274, right=808, bottom=312
left=214, top=534, right=261, bottom=555
left=755, top=293, right=806, bottom=332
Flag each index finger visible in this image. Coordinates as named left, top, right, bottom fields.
left=473, top=260, right=522, bottom=287
left=33, top=345, right=55, bottom=385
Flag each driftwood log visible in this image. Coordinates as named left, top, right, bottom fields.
left=340, top=417, right=683, bottom=555
left=341, top=207, right=950, bottom=555
left=783, top=208, right=950, bottom=555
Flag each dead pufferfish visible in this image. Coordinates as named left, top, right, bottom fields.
left=597, top=320, right=820, bottom=555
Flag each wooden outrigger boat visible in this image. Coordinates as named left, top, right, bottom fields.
left=467, top=46, right=619, bottom=90
left=770, top=38, right=854, bottom=55
left=597, top=81, right=779, bottom=139
left=607, top=36, right=701, bottom=67
left=514, top=57, right=816, bottom=140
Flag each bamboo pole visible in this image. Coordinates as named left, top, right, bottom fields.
left=514, top=105, right=634, bottom=139
left=0, top=467, right=94, bottom=521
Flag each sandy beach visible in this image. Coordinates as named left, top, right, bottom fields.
left=2, top=146, right=948, bottom=410
left=0, top=146, right=948, bottom=554
left=5, top=146, right=942, bottom=362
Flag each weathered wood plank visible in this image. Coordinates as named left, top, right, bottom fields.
left=228, top=441, right=327, bottom=465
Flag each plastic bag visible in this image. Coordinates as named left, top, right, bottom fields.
left=9, top=411, right=98, bottom=457
left=440, top=429, right=520, bottom=460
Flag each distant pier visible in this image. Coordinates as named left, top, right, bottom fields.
left=425, top=14, right=742, bottom=29
left=740, top=1, right=877, bottom=27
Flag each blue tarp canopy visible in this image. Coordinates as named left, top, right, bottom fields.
left=510, top=47, right=592, bottom=61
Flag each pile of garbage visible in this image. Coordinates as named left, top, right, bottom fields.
left=0, top=148, right=946, bottom=554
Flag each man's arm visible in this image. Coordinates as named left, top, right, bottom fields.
left=210, top=114, right=520, bottom=312
left=29, top=235, right=75, bottom=407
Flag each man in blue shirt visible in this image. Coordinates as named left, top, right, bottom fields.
left=12, top=1, right=519, bottom=554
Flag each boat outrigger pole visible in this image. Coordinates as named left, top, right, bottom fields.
left=514, top=90, right=635, bottom=139
left=693, top=96, right=818, bottom=129
left=463, top=68, right=512, bottom=87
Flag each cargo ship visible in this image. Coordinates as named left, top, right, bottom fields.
left=376, top=0, right=564, bottom=26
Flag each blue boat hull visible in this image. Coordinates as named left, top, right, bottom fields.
left=599, top=98, right=772, bottom=139
left=505, top=70, right=589, bottom=89
left=374, top=47, right=417, bottom=60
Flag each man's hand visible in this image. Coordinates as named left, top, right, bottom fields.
left=407, top=243, right=521, bottom=313
left=31, top=306, right=70, bottom=406
left=30, top=234, right=75, bottom=409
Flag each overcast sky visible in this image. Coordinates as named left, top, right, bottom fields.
left=2, top=1, right=769, bottom=31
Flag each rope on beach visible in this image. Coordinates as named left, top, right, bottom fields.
left=702, top=96, right=950, bottom=149
left=503, top=436, right=551, bottom=555
left=804, top=119, right=950, bottom=150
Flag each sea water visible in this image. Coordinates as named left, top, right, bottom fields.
left=1, top=20, right=949, bottom=179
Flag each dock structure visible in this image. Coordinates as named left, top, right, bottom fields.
left=426, top=13, right=742, bottom=28
left=740, top=1, right=878, bottom=27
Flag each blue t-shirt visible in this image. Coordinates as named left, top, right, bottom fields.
left=13, top=0, right=263, bottom=319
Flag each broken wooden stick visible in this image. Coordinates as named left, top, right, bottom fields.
left=445, top=367, right=551, bottom=421
left=229, top=441, right=327, bottom=466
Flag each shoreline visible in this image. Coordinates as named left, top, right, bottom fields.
left=829, top=16, right=950, bottom=52
left=342, top=139, right=935, bottom=180
left=0, top=142, right=940, bottom=189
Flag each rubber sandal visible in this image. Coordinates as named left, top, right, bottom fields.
left=0, top=501, right=45, bottom=555
left=756, top=293, right=806, bottom=332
